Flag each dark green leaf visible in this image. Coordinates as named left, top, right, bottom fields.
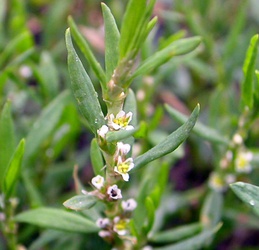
left=143, top=197, right=155, bottom=234
left=2, top=139, right=25, bottom=198
left=101, top=3, right=120, bottom=80
left=66, top=29, right=105, bottom=134
left=14, top=207, right=99, bottom=233
left=165, top=104, right=229, bottom=145
left=63, top=195, right=97, bottom=211
left=133, top=104, right=200, bottom=170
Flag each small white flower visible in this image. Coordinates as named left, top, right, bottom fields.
left=121, top=199, right=137, bottom=211
left=233, top=133, right=243, bottom=145
left=107, top=185, right=122, bottom=199
left=91, top=175, right=104, bottom=189
left=113, top=216, right=128, bottom=235
left=117, top=142, right=131, bottom=156
left=225, top=174, right=236, bottom=184
left=235, top=151, right=253, bottom=173
left=97, top=125, right=109, bottom=138
left=208, top=172, right=226, bottom=192
left=108, top=111, right=134, bottom=130
left=114, top=156, right=134, bottom=182
left=99, top=230, right=111, bottom=238
left=96, top=218, right=110, bottom=228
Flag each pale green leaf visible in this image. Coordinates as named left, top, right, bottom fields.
left=165, top=104, right=229, bottom=145
left=133, top=104, right=200, bottom=170
left=66, top=29, right=105, bottom=134
left=2, top=139, right=25, bottom=199
left=101, top=3, right=120, bottom=81
left=14, top=207, right=99, bottom=233
left=90, top=138, right=105, bottom=177
left=63, top=195, right=97, bottom=211
left=0, top=100, right=15, bottom=185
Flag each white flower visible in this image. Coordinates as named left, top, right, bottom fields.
left=235, top=151, right=253, bottom=173
left=114, top=156, right=134, bottom=182
left=117, top=142, right=131, bottom=156
left=108, top=111, right=134, bottom=130
left=208, top=172, right=226, bottom=192
left=121, top=199, right=137, bottom=211
left=97, top=125, right=109, bottom=138
left=233, top=133, right=243, bottom=145
left=96, top=218, right=110, bottom=228
left=113, top=216, right=128, bottom=235
left=91, top=175, right=104, bottom=189
left=107, top=185, right=122, bottom=199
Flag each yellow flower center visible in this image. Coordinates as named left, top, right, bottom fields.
left=118, top=163, right=129, bottom=173
left=114, top=220, right=127, bottom=231
left=113, top=117, right=129, bottom=127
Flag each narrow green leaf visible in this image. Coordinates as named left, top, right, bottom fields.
left=0, top=101, right=15, bottom=185
left=63, top=195, right=97, bottom=211
left=14, top=207, right=99, bottom=233
left=134, top=104, right=200, bottom=170
left=165, top=104, right=229, bottom=145
left=2, top=139, right=25, bottom=198
left=230, top=182, right=259, bottom=215
left=241, top=34, right=259, bottom=110
left=131, top=37, right=201, bottom=79
left=143, top=197, right=155, bottom=234
left=24, top=90, right=71, bottom=166
left=153, top=224, right=221, bottom=250
left=200, top=191, right=223, bottom=228
left=90, top=138, right=105, bottom=176
left=119, top=0, right=146, bottom=59
left=150, top=223, right=202, bottom=244
left=68, top=16, right=106, bottom=89
left=106, top=126, right=139, bottom=143
left=124, top=89, right=137, bottom=127
left=101, top=3, right=120, bottom=81
left=66, top=28, right=105, bottom=134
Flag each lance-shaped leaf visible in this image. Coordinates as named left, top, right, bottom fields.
left=134, top=104, right=200, bottom=170
left=241, top=34, right=259, bottom=110
left=2, top=139, right=25, bottom=199
left=165, top=104, right=229, bottom=145
left=66, top=28, right=105, bottom=134
left=68, top=16, right=106, bottom=89
left=14, top=207, right=99, bottom=233
left=90, top=138, right=104, bottom=176
left=131, top=36, right=201, bottom=79
left=143, top=196, right=155, bottom=234
left=106, top=126, right=139, bottom=143
left=153, top=223, right=221, bottom=250
left=63, top=195, right=97, bottom=211
left=150, top=223, right=202, bottom=244
left=230, top=182, right=259, bottom=216
left=101, top=3, right=120, bottom=80
left=0, top=101, right=15, bottom=185
left=24, top=90, right=71, bottom=165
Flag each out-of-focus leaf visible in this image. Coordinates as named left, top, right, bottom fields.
left=90, top=138, right=105, bottom=177
left=68, top=16, right=107, bottom=89
left=124, top=89, right=137, bottom=127
left=131, top=37, right=201, bottom=79
left=66, top=29, right=105, bottom=134
left=63, top=195, right=97, bottom=211
left=101, top=3, right=120, bottom=80
left=143, top=197, right=155, bottom=234
left=0, top=101, right=15, bottom=185
left=24, top=90, right=71, bottom=165
left=165, top=104, right=230, bottom=145
left=150, top=223, right=202, bottom=244
left=200, top=191, right=223, bottom=228
left=134, top=104, right=200, bottom=170
left=241, top=34, right=259, bottom=110
left=153, top=224, right=221, bottom=250
left=2, top=139, right=25, bottom=199
left=14, top=207, right=99, bottom=233
left=230, top=182, right=259, bottom=216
